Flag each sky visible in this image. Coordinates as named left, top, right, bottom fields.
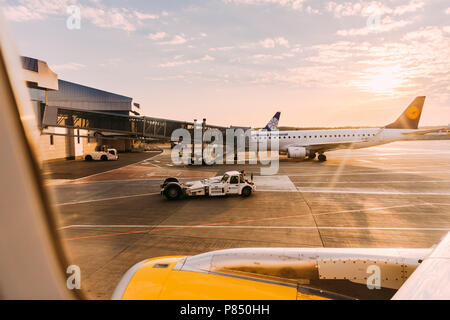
left=1, top=0, right=449, bottom=128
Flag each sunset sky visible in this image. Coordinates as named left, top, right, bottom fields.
left=1, top=0, right=449, bottom=128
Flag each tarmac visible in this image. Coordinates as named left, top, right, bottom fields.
left=48, top=140, right=450, bottom=299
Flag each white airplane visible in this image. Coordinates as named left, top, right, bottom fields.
left=252, top=96, right=446, bottom=162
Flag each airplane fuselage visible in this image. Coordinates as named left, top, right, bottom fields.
left=251, top=128, right=416, bottom=154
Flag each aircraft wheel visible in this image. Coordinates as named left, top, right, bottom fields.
left=308, top=153, right=316, bottom=160
left=318, top=154, right=327, bottom=162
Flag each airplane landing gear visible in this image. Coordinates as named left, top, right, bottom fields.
left=318, top=154, right=327, bottom=162
left=308, top=153, right=316, bottom=160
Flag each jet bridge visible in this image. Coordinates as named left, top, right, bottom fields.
left=39, top=105, right=248, bottom=142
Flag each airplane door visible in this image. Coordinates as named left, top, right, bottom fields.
left=227, top=176, right=240, bottom=194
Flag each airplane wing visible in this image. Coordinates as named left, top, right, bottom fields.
left=392, top=232, right=450, bottom=300
left=401, top=127, right=450, bottom=136
left=289, top=141, right=364, bottom=152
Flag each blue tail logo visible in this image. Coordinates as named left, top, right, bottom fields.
left=263, top=112, right=281, bottom=131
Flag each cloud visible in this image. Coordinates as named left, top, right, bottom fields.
left=1, top=4, right=45, bottom=21
left=252, top=52, right=295, bottom=62
left=148, top=32, right=168, bottom=40
left=260, top=38, right=275, bottom=48
left=246, top=24, right=450, bottom=102
left=159, top=55, right=215, bottom=67
left=52, top=62, right=86, bottom=71
left=337, top=17, right=413, bottom=36
left=252, top=65, right=343, bottom=86
left=326, top=2, right=363, bottom=17
left=202, top=55, right=215, bottom=61
left=313, top=26, right=449, bottom=96
left=149, top=75, right=186, bottom=81
left=157, top=34, right=188, bottom=45
left=2, top=0, right=159, bottom=32
left=208, top=46, right=235, bottom=52
left=99, top=58, right=121, bottom=68
left=81, top=7, right=136, bottom=31
left=305, top=6, right=320, bottom=14
left=223, top=0, right=315, bottom=13
left=393, top=0, right=425, bottom=16
left=1, top=0, right=66, bottom=21
left=275, top=37, right=290, bottom=48
left=260, top=37, right=290, bottom=48
left=134, top=11, right=159, bottom=21
left=326, top=0, right=425, bottom=18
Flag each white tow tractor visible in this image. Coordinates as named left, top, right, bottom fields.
left=161, top=170, right=256, bottom=200
left=84, top=148, right=119, bottom=161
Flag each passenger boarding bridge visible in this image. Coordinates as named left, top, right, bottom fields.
left=39, top=105, right=249, bottom=141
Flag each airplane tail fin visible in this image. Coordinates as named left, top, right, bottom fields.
left=385, top=96, right=425, bottom=129
left=263, top=112, right=281, bottom=131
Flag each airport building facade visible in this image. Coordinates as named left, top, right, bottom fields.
left=21, top=56, right=141, bottom=161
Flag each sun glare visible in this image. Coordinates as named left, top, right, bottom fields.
left=357, top=66, right=405, bottom=95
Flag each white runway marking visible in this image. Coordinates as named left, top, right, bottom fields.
left=311, top=204, right=422, bottom=217
left=370, top=146, right=450, bottom=152
left=45, top=151, right=163, bottom=186
left=295, top=180, right=450, bottom=184
left=59, top=224, right=450, bottom=231
left=69, top=151, right=162, bottom=182
left=52, top=178, right=165, bottom=185
left=55, top=192, right=160, bottom=206
left=253, top=175, right=297, bottom=191
left=288, top=171, right=450, bottom=177
left=374, top=152, right=450, bottom=156
left=296, top=188, right=450, bottom=196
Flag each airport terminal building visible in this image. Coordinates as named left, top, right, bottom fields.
left=21, top=56, right=141, bottom=161
left=21, top=56, right=250, bottom=163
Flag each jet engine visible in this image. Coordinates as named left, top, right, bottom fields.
left=287, top=147, right=307, bottom=158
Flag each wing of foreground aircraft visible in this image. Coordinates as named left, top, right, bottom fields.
left=112, top=232, right=450, bottom=300
left=392, top=232, right=450, bottom=299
